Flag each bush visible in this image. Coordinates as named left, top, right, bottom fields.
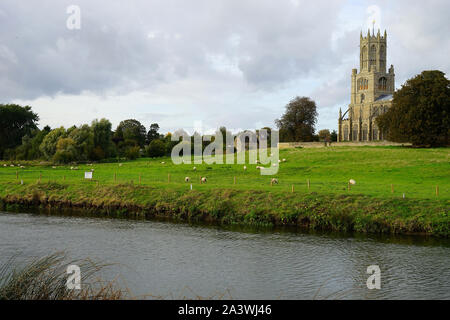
left=146, top=139, right=166, bottom=158
left=125, top=146, right=140, bottom=160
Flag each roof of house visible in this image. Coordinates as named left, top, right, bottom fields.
left=375, top=94, right=393, bottom=102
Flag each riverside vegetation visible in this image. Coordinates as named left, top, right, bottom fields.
left=0, top=146, right=448, bottom=236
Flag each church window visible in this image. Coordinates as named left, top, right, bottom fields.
left=361, top=94, right=365, bottom=103
left=378, top=77, right=387, bottom=90
left=352, top=124, right=358, bottom=141
left=362, top=124, right=368, bottom=141
left=343, top=125, right=349, bottom=141
left=372, top=124, right=379, bottom=140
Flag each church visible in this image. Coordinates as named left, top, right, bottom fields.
left=338, top=28, right=395, bottom=142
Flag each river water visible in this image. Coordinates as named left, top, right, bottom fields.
left=0, top=212, right=449, bottom=300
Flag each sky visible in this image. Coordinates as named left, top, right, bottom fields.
left=1, top=0, right=449, bottom=134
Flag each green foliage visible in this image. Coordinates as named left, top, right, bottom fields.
left=276, top=96, right=318, bottom=142
left=0, top=104, right=39, bottom=159
left=68, top=125, right=94, bottom=161
left=91, top=118, right=114, bottom=158
left=377, top=70, right=450, bottom=147
left=125, top=146, right=140, bottom=160
left=39, top=127, right=67, bottom=160
left=146, top=123, right=161, bottom=144
left=114, top=119, right=146, bottom=148
left=54, top=138, right=77, bottom=163
left=146, top=139, right=166, bottom=157
left=318, top=129, right=331, bottom=142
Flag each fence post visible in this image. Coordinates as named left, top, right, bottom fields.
left=307, top=179, right=310, bottom=190
left=168, top=173, right=170, bottom=183
left=391, top=184, right=394, bottom=193
left=292, top=185, right=294, bottom=193
left=139, top=174, right=141, bottom=185
left=436, top=185, right=439, bottom=197
left=234, top=176, right=236, bottom=185
left=114, top=172, right=117, bottom=183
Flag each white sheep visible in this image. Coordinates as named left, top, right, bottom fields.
left=185, top=177, right=190, bottom=182
left=278, top=159, right=281, bottom=163
left=161, top=161, right=165, bottom=164
left=201, top=177, right=207, bottom=183
left=3, top=164, right=6, bottom=167
left=349, top=179, right=356, bottom=185
left=10, top=164, right=14, bottom=167
left=272, top=163, right=277, bottom=167
left=271, top=178, right=278, bottom=184
left=243, top=166, right=247, bottom=170
left=282, top=158, right=286, bottom=162
left=119, top=163, right=123, bottom=167
left=193, top=167, right=197, bottom=171
left=52, top=166, right=57, bottom=169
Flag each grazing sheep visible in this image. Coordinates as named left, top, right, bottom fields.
left=52, top=166, right=57, bottom=169
left=70, top=166, right=74, bottom=170
left=272, top=163, right=277, bottom=167
left=161, top=161, right=165, bottom=164
left=201, top=177, right=207, bottom=183
left=349, top=179, right=356, bottom=185
left=10, top=164, right=14, bottom=167
left=20, top=166, right=25, bottom=169
left=282, top=158, right=286, bottom=162
left=278, top=159, right=281, bottom=163
left=3, top=164, right=6, bottom=167
left=255, top=160, right=260, bottom=164
left=243, top=166, right=247, bottom=170
left=185, top=177, right=190, bottom=182
left=119, top=163, right=123, bottom=167
left=91, top=169, right=95, bottom=172
left=271, top=178, right=278, bottom=184
left=193, top=167, right=197, bottom=171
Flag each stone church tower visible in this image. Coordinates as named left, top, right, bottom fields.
left=338, top=28, right=395, bottom=141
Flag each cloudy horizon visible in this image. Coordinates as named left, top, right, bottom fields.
left=1, top=0, right=449, bottom=134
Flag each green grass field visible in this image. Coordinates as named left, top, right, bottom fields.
left=0, top=146, right=449, bottom=236
left=0, top=146, right=448, bottom=199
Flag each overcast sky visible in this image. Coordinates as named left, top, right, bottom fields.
left=1, top=0, right=449, bottom=134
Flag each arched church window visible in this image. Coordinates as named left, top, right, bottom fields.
left=361, top=94, right=365, bottom=103
left=362, top=124, right=368, bottom=141
left=343, top=125, right=349, bottom=141
left=370, top=45, right=376, bottom=66
left=378, top=77, right=387, bottom=90
left=372, top=124, right=379, bottom=140
left=352, top=124, right=358, bottom=141
left=362, top=46, right=368, bottom=69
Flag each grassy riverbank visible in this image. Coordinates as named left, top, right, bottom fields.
left=0, top=146, right=449, bottom=236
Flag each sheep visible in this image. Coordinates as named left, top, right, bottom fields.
left=10, top=164, right=14, bottom=167
left=193, top=167, right=197, bottom=171
left=272, top=163, right=277, bottom=167
left=119, top=163, right=123, bottom=167
left=201, top=177, right=207, bottom=183
left=161, top=161, right=165, bottom=164
left=255, top=160, right=260, bottom=164
left=185, top=177, right=190, bottom=182
left=271, top=178, right=278, bottom=184
left=20, top=166, right=25, bottom=169
left=349, top=179, right=356, bottom=185
left=52, top=166, right=57, bottom=169
left=282, top=158, right=286, bottom=162
left=243, top=166, right=247, bottom=171
left=278, top=159, right=281, bottom=163
left=3, top=164, right=6, bottom=167
left=70, top=166, right=74, bottom=170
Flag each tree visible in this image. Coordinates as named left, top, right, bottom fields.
left=275, top=97, right=318, bottom=142
left=318, top=129, right=331, bottom=143
left=54, top=138, right=77, bottom=163
left=377, top=70, right=450, bottom=147
left=114, top=119, right=147, bottom=147
left=39, top=127, right=67, bottom=160
left=146, top=123, right=161, bottom=144
left=0, top=104, right=39, bottom=159
left=330, top=130, right=338, bottom=142
left=91, top=118, right=114, bottom=159
left=68, top=125, right=94, bottom=161
left=146, top=139, right=166, bottom=157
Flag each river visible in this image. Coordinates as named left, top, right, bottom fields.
left=0, top=211, right=449, bottom=299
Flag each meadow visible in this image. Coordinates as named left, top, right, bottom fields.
left=0, top=146, right=449, bottom=236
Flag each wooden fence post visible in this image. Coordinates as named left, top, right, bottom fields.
left=234, top=176, right=236, bottom=185
left=114, top=172, right=117, bottom=183
left=436, top=185, right=439, bottom=197
left=139, top=174, right=141, bottom=185
left=291, top=185, right=294, bottom=193
left=391, top=184, right=394, bottom=193
left=307, top=179, right=310, bottom=190
left=168, top=173, right=170, bottom=183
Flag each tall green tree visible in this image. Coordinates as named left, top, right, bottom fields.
left=91, top=118, right=114, bottom=159
left=377, top=70, right=450, bottom=147
left=146, top=123, right=161, bottom=144
left=68, top=125, right=94, bottom=161
left=114, top=119, right=146, bottom=147
left=0, top=104, right=39, bottom=159
left=39, top=127, right=67, bottom=160
left=275, top=97, right=318, bottom=142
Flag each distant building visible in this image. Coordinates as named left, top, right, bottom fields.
left=338, top=28, right=395, bottom=141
